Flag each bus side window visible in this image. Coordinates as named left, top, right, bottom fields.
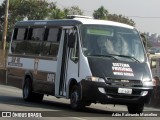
left=11, top=28, right=18, bottom=52
left=16, top=28, right=26, bottom=40
left=31, top=28, right=45, bottom=41
left=47, top=28, right=59, bottom=42
left=49, top=43, right=59, bottom=56
left=43, top=28, right=49, bottom=41
left=70, top=29, right=79, bottom=62
left=40, top=27, right=60, bottom=57
left=28, top=28, right=33, bottom=40
left=11, top=28, right=28, bottom=53
left=13, top=28, right=18, bottom=40
left=47, top=28, right=60, bottom=57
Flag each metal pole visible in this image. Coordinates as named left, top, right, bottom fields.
left=2, top=0, right=9, bottom=51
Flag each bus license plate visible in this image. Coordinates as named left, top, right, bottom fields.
left=118, top=88, right=132, bottom=94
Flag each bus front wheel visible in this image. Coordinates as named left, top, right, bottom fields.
left=70, top=85, right=85, bottom=110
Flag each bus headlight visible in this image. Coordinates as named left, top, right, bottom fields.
left=86, top=76, right=105, bottom=82
left=142, top=78, right=156, bottom=86
left=143, top=78, right=151, bottom=82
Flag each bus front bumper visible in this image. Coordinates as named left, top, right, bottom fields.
left=80, top=80, right=153, bottom=105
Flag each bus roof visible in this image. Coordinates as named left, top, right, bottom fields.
left=15, top=18, right=134, bottom=29
left=74, top=18, right=134, bottom=29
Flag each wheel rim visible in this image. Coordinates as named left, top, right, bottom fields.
left=71, top=92, right=78, bottom=107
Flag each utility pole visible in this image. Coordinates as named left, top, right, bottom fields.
left=2, top=0, right=9, bottom=51
left=0, top=0, right=9, bottom=83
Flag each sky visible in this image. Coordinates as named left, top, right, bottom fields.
left=0, top=0, right=160, bottom=34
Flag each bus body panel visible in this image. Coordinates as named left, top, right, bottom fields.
left=87, top=57, right=152, bottom=82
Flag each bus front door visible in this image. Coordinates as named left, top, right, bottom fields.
left=55, top=27, right=79, bottom=97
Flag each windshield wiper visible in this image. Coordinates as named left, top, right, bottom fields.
left=111, top=54, right=140, bottom=63
left=88, top=54, right=118, bottom=61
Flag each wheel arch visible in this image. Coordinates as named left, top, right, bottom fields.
left=68, top=78, right=81, bottom=99
left=22, top=71, right=33, bottom=87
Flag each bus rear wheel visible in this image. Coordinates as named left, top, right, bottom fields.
left=70, top=85, right=85, bottom=110
left=23, top=78, right=44, bottom=102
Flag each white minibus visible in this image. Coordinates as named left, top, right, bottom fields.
left=7, top=16, right=154, bottom=113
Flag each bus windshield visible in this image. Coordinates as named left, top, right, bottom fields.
left=80, top=25, right=145, bottom=62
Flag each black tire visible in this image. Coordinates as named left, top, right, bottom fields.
left=127, top=103, right=144, bottom=114
left=70, top=85, right=85, bottom=110
left=23, top=78, right=33, bottom=101
left=23, top=78, right=44, bottom=102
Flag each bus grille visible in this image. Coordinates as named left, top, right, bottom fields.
left=106, top=78, right=143, bottom=87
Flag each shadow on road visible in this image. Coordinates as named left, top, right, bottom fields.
left=0, top=94, right=117, bottom=117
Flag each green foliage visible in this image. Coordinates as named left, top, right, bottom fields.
left=64, top=6, right=84, bottom=17
left=108, top=14, right=135, bottom=26
left=0, top=41, right=9, bottom=50
left=93, top=6, right=135, bottom=26
left=0, top=2, right=5, bottom=39
left=49, top=2, right=65, bottom=19
left=9, top=0, right=51, bottom=21
left=48, top=5, right=84, bottom=19
left=93, top=6, right=108, bottom=20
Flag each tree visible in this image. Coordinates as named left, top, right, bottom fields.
left=8, top=0, right=50, bottom=20
left=24, top=0, right=50, bottom=20
left=63, top=6, right=84, bottom=17
left=0, top=0, right=53, bottom=41
left=49, top=2, right=65, bottom=19
left=93, top=6, right=108, bottom=19
left=0, top=1, right=6, bottom=40
left=92, top=6, right=135, bottom=26
left=108, top=14, right=135, bottom=26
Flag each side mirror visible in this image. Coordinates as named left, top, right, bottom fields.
left=68, top=33, right=75, bottom=48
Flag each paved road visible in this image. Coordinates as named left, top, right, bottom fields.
left=0, top=84, right=160, bottom=120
